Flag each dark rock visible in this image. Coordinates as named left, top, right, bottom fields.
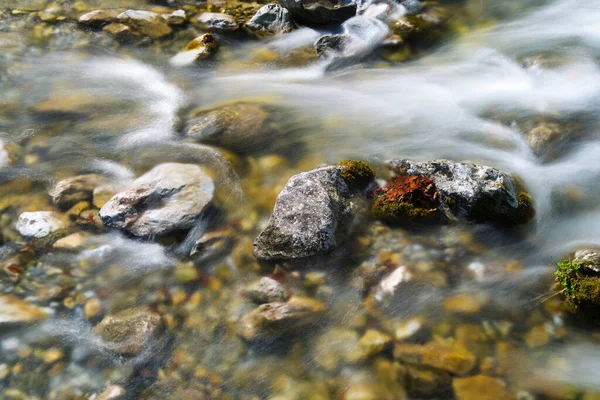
left=93, top=308, right=164, bottom=356
left=278, top=0, right=357, bottom=25
left=315, top=34, right=351, bottom=56
left=384, top=159, right=535, bottom=225
left=196, top=12, right=238, bottom=32
left=244, top=277, right=290, bottom=304
left=254, top=163, right=374, bottom=260
left=245, top=4, right=294, bottom=37
left=99, top=163, right=214, bottom=237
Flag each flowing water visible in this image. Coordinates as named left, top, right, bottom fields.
left=1, top=0, right=600, bottom=398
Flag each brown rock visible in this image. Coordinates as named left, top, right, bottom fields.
left=394, top=343, right=476, bottom=375
left=49, top=174, right=110, bottom=210
left=84, top=298, right=103, bottom=320
left=78, top=9, right=122, bottom=27
left=93, top=308, right=163, bottom=355
left=244, top=277, right=290, bottom=304
left=453, top=375, right=510, bottom=400
left=117, top=10, right=172, bottom=39
left=0, top=295, right=47, bottom=326
left=358, top=329, right=393, bottom=357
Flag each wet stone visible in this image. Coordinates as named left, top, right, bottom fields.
left=93, top=308, right=164, bottom=356
left=245, top=4, right=293, bottom=37
left=96, top=385, right=126, bottom=400
left=16, top=211, right=66, bottom=238
left=278, top=0, right=357, bottom=25
left=394, top=343, right=477, bottom=375
left=53, top=232, right=87, bottom=250
left=574, top=249, right=600, bottom=274
left=78, top=9, right=122, bottom=27
left=170, top=33, right=219, bottom=67
left=99, top=163, right=214, bottom=237
left=103, top=22, right=134, bottom=41
left=244, top=277, right=290, bottom=304
left=117, top=10, right=173, bottom=39
left=313, top=328, right=361, bottom=371
left=237, top=296, right=325, bottom=341
left=196, top=12, right=238, bottom=32
left=0, top=295, right=48, bottom=326
left=358, top=329, right=393, bottom=357
left=165, top=9, right=186, bottom=25
left=254, top=165, right=372, bottom=260
left=400, top=0, right=424, bottom=16
left=49, top=173, right=110, bottom=210
left=452, top=375, right=510, bottom=400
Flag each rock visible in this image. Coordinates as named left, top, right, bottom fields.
left=358, top=329, right=393, bottom=357
left=384, top=159, right=535, bottom=225
left=53, top=232, right=87, bottom=250
left=84, top=298, right=103, bottom=320
left=555, top=257, right=600, bottom=319
left=16, top=211, right=66, bottom=238
left=524, top=324, right=550, bottom=348
left=398, top=363, right=452, bottom=397
left=245, top=4, right=293, bottom=37
left=344, top=383, right=398, bottom=400
left=452, top=375, right=510, bottom=400
left=169, top=33, right=220, bottom=67
left=573, top=249, right=600, bottom=274
left=49, top=174, right=110, bottom=210
left=400, top=0, right=424, bottom=15
left=238, top=297, right=325, bottom=341
left=183, top=102, right=289, bottom=154
left=196, top=12, right=238, bottom=32
left=394, top=343, right=476, bottom=375
left=93, top=308, right=164, bottom=356
left=394, top=317, right=424, bottom=341
left=442, top=293, right=489, bottom=314
left=103, top=22, right=135, bottom=41
left=99, top=163, right=214, bottom=237
left=315, top=34, right=351, bottom=57
left=0, top=295, right=47, bottom=325
left=525, top=121, right=563, bottom=156
left=253, top=163, right=374, bottom=260
left=164, top=9, right=186, bottom=25
left=117, top=10, right=173, bottom=39
left=278, top=0, right=357, bottom=25
left=244, top=277, right=290, bottom=304
left=78, top=9, right=122, bottom=27
left=313, top=328, right=361, bottom=371
left=96, top=385, right=126, bottom=400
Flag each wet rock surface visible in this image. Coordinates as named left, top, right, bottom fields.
left=254, top=164, right=372, bottom=260
left=385, top=159, right=535, bottom=225
left=244, top=277, right=290, bottom=304
left=0, top=295, right=48, bottom=325
left=245, top=4, right=293, bottom=37
left=278, top=0, right=357, bottom=25
left=49, top=174, right=111, bottom=210
left=196, top=12, right=238, bottom=32
left=170, top=33, right=219, bottom=66
left=99, top=163, right=214, bottom=237
left=117, top=10, right=173, bottom=39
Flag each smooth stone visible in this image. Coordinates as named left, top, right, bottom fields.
left=245, top=4, right=293, bottom=37
left=99, top=163, right=214, bottom=237
left=93, top=308, right=163, bottom=356
left=117, top=10, right=173, bottom=38
left=278, top=0, right=357, bottom=25
left=238, top=297, right=325, bottom=341
left=196, top=12, right=238, bottom=32
left=164, top=9, right=186, bottom=25
left=0, top=295, right=47, bottom=325
left=313, top=328, right=361, bottom=371
left=253, top=165, right=370, bottom=260
left=244, top=277, right=290, bottom=304
left=394, top=343, right=477, bottom=375
left=16, top=211, right=66, bottom=238
left=169, top=33, right=219, bottom=67
left=49, top=173, right=110, bottom=210
left=96, top=385, right=126, bottom=400
left=103, top=22, right=134, bottom=41
left=78, top=9, right=122, bottom=27
left=53, top=232, right=87, bottom=250
left=0, top=140, right=19, bottom=168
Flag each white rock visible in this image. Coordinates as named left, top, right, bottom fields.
left=16, top=211, right=66, bottom=238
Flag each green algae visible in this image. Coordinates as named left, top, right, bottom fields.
left=337, top=160, right=376, bottom=190
left=371, top=197, right=439, bottom=224
left=555, top=259, right=600, bottom=319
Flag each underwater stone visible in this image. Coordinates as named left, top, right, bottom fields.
left=78, top=9, right=122, bottom=27
left=254, top=165, right=372, bottom=260
left=244, top=277, right=290, bottom=304
left=99, top=163, right=214, bottom=237
left=401, top=0, right=424, bottom=16
left=0, top=295, right=48, bottom=326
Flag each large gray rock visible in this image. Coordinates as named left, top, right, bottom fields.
left=245, top=4, right=293, bottom=37
left=278, top=0, right=356, bottom=25
left=387, top=159, right=535, bottom=225
left=254, top=165, right=370, bottom=260
left=99, top=163, right=214, bottom=237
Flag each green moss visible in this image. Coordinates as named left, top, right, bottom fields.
left=337, top=160, right=376, bottom=190
left=371, top=197, right=438, bottom=224
left=512, top=191, right=536, bottom=224
left=555, top=259, right=600, bottom=319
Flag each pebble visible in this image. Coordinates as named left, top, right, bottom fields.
left=358, top=329, right=393, bottom=357
left=16, top=211, right=66, bottom=238
left=84, top=298, right=103, bottom=320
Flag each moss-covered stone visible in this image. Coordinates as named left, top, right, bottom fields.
left=512, top=191, right=536, bottom=224
left=337, top=160, right=376, bottom=190
left=555, top=259, right=600, bottom=320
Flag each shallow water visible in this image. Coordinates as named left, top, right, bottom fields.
left=1, top=0, right=600, bottom=398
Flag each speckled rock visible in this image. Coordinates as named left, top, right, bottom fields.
left=238, top=297, right=325, bottom=341
left=170, top=33, right=219, bottom=67
left=49, top=174, right=110, bottom=210
left=278, top=0, right=357, bottom=25
left=99, top=163, right=214, bottom=237
left=387, top=159, right=535, bottom=225
left=573, top=249, right=600, bottom=274
left=254, top=165, right=372, bottom=260
left=245, top=4, right=293, bottom=37
left=93, top=308, right=164, bottom=356
left=196, top=12, right=238, bottom=32
left=16, top=211, right=66, bottom=238
left=0, top=295, right=48, bottom=326
left=244, top=277, right=290, bottom=304
left=117, top=10, right=173, bottom=39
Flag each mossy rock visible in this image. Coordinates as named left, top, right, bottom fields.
left=555, top=259, right=600, bottom=320
left=337, top=160, right=375, bottom=190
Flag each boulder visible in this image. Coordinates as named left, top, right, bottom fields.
left=238, top=296, right=324, bottom=341
left=253, top=162, right=374, bottom=260
left=99, top=163, right=214, bottom=237
left=0, top=295, right=47, bottom=326
left=117, top=10, right=173, bottom=39
left=169, top=33, right=220, bottom=67
left=278, top=0, right=356, bottom=25
left=378, top=159, right=535, bottom=225
left=244, top=277, right=290, bottom=304
left=16, top=211, right=66, bottom=238
left=196, top=12, right=238, bottom=32
left=183, top=102, right=288, bottom=154
left=78, top=9, right=122, bottom=27
left=49, top=174, right=111, bottom=210
left=245, top=4, right=293, bottom=37
left=93, top=308, right=164, bottom=356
